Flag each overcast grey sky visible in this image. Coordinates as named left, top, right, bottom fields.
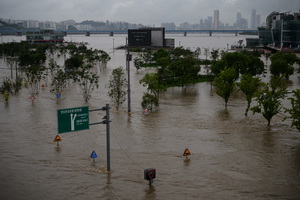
left=0, top=0, right=299, bottom=26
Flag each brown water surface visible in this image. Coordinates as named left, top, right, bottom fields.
left=0, top=34, right=299, bottom=200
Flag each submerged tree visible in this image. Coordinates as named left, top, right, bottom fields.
left=139, top=73, right=167, bottom=98
left=98, top=50, right=111, bottom=70
left=284, top=89, right=300, bottom=132
left=236, top=74, right=263, bottom=116
left=141, top=92, right=159, bottom=110
left=25, top=65, right=46, bottom=98
left=213, top=67, right=237, bottom=108
left=169, top=56, right=201, bottom=90
left=210, top=49, right=219, bottom=61
left=270, top=51, right=297, bottom=79
left=0, top=78, right=12, bottom=102
left=211, top=51, right=264, bottom=78
left=50, top=68, right=68, bottom=98
left=133, top=56, right=144, bottom=71
left=106, top=67, right=127, bottom=110
left=251, top=76, right=287, bottom=126
left=74, top=64, right=99, bottom=102
left=139, top=72, right=167, bottom=110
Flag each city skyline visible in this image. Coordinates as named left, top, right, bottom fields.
left=0, top=0, right=299, bottom=27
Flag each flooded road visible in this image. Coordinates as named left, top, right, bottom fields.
left=0, top=34, right=300, bottom=200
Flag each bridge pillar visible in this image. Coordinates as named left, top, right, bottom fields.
left=184, top=31, right=187, bottom=36
left=85, top=32, right=90, bottom=36
left=109, top=32, right=114, bottom=37
left=209, top=30, right=212, bottom=36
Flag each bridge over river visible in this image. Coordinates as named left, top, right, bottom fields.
left=0, top=27, right=258, bottom=37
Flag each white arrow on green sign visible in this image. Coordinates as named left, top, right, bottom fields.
left=57, top=106, right=89, bottom=134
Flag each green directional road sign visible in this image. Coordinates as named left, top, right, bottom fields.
left=57, top=106, right=89, bottom=134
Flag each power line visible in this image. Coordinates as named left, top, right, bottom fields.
left=110, top=126, right=145, bottom=170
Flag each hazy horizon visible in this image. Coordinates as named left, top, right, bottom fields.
left=1, top=0, right=299, bottom=26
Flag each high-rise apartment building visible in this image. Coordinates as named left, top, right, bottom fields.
left=256, top=14, right=261, bottom=28
left=214, top=10, right=219, bottom=30
left=237, top=12, right=242, bottom=22
left=251, top=9, right=257, bottom=29
left=235, top=12, right=248, bottom=29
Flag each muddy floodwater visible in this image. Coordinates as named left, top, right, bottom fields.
left=0, top=34, right=300, bottom=200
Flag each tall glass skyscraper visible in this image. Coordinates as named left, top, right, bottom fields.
left=251, top=9, right=257, bottom=29
left=214, top=10, right=219, bottom=30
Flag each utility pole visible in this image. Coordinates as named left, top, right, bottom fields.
left=126, top=37, right=132, bottom=113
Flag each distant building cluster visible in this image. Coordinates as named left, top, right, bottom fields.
left=0, top=18, right=147, bottom=31
left=0, top=9, right=264, bottom=32
left=161, top=9, right=261, bottom=30
left=187, top=9, right=260, bottom=31
left=0, top=18, right=71, bottom=30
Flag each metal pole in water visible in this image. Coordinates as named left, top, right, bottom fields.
left=106, top=103, right=111, bottom=171
left=126, top=38, right=131, bottom=113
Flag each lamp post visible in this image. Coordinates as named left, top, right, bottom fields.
left=126, top=37, right=132, bottom=113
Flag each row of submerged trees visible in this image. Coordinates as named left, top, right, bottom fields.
left=0, top=41, right=128, bottom=112
left=0, top=41, right=299, bottom=131
left=134, top=47, right=300, bottom=130
left=0, top=42, right=111, bottom=102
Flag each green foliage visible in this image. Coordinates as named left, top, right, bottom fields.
left=210, top=49, right=219, bottom=61
left=25, top=65, right=46, bottom=97
left=138, top=47, right=204, bottom=109
left=169, top=56, right=201, bottom=88
left=153, top=48, right=169, bottom=62
left=236, top=74, right=262, bottom=116
left=240, top=54, right=264, bottom=76
left=1, top=42, right=109, bottom=103
left=140, top=51, right=153, bottom=64
left=98, top=50, right=111, bottom=66
left=106, top=67, right=127, bottom=110
left=74, top=64, right=99, bottom=102
left=139, top=73, right=167, bottom=97
left=63, top=45, right=109, bottom=102
left=3, top=92, right=9, bottom=102
left=129, top=47, right=143, bottom=52
left=18, top=45, right=47, bottom=68
left=133, top=57, right=144, bottom=71
left=170, top=46, right=193, bottom=59
left=50, top=68, right=68, bottom=97
left=0, top=78, right=12, bottom=95
left=141, top=92, right=159, bottom=110
left=270, top=52, right=296, bottom=79
left=10, top=75, right=23, bottom=94
left=284, top=89, right=300, bottom=131
left=65, top=55, right=84, bottom=75
left=213, top=67, right=237, bottom=108
left=251, top=76, right=287, bottom=126
left=211, top=51, right=264, bottom=77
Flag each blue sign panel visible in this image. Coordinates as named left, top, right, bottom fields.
left=90, top=151, right=97, bottom=159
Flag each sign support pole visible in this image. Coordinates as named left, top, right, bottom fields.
left=89, top=104, right=111, bottom=171
left=105, top=103, right=111, bottom=171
